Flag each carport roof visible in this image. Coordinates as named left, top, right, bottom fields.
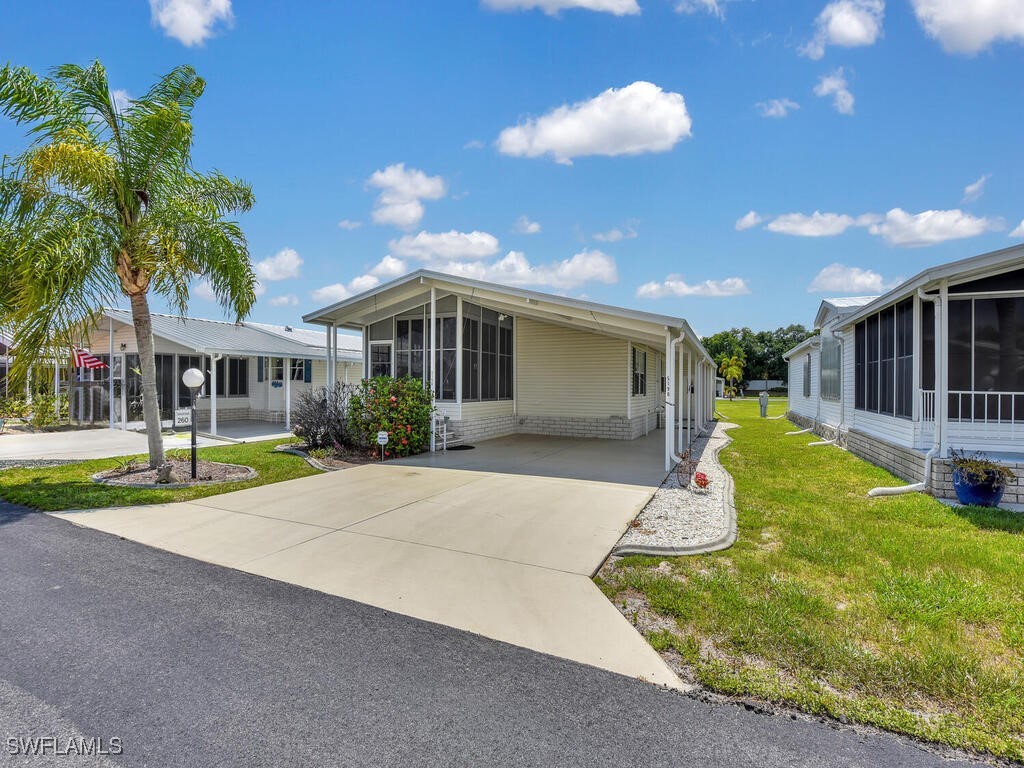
left=302, top=270, right=713, bottom=358
left=101, top=308, right=356, bottom=360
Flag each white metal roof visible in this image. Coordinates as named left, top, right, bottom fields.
left=247, top=322, right=363, bottom=358
left=813, top=295, right=878, bottom=329
left=302, top=269, right=713, bottom=362
left=102, top=309, right=344, bottom=359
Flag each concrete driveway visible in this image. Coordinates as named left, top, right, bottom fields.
left=54, top=434, right=679, bottom=688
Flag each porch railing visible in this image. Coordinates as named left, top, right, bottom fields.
left=920, top=389, right=1024, bottom=426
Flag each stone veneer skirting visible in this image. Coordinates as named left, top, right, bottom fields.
left=786, top=411, right=1024, bottom=504
left=442, top=412, right=663, bottom=444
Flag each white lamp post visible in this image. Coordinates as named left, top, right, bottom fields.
left=182, top=367, right=205, bottom=479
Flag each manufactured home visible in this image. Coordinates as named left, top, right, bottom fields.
left=786, top=244, right=1024, bottom=502
left=303, top=270, right=717, bottom=471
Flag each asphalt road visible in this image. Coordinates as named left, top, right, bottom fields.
left=0, top=501, right=984, bottom=768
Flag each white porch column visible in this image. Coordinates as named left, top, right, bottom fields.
left=53, top=358, right=60, bottom=418
left=210, top=355, right=219, bottom=436
left=664, top=332, right=674, bottom=472
left=429, top=287, right=437, bottom=452
left=120, top=353, right=127, bottom=429
left=455, top=298, right=463, bottom=404
left=686, top=352, right=692, bottom=447
left=677, top=349, right=684, bottom=453
left=108, top=317, right=115, bottom=429
left=938, top=280, right=950, bottom=458
left=332, top=325, right=339, bottom=385
left=285, top=356, right=292, bottom=432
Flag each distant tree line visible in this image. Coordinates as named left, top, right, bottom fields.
left=701, top=325, right=813, bottom=386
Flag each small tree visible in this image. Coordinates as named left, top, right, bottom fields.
left=348, top=377, right=433, bottom=458
left=718, top=355, right=744, bottom=400
left=292, top=382, right=353, bottom=450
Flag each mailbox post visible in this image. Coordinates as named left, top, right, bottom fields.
left=182, top=368, right=206, bottom=479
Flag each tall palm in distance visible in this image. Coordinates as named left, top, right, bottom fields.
left=718, top=355, right=744, bottom=401
left=0, top=61, right=257, bottom=467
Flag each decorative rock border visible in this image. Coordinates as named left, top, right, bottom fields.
left=91, top=461, right=257, bottom=490
left=273, top=444, right=338, bottom=472
left=612, top=421, right=739, bottom=557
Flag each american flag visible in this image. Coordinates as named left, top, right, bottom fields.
left=72, top=347, right=108, bottom=370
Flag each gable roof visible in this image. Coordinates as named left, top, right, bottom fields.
left=102, top=309, right=359, bottom=360
left=813, top=295, right=878, bottom=329
left=247, top=322, right=363, bottom=356
left=302, top=269, right=713, bottom=360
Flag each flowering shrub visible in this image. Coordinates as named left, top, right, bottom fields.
left=347, top=376, right=433, bottom=458
left=693, top=471, right=710, bottom=490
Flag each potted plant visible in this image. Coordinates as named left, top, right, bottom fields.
left=692, top=471, right=711, bottom=495
left=950, top=450, right=1015, bottom=508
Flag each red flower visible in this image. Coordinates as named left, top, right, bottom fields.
left=694, top=472, right=710, bottom=489
left=401, top=438, right=409, bottom=445
left=390, top=395, right=397, bottom=402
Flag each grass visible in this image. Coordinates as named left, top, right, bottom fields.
left=0, top=438, right=320, bottom=511
left=597, top=398, right=1024, bottom=762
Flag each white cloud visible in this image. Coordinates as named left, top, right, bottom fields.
left=434, top=249, right=619, bottom=290
left=311, top=273, right=383, bottom=306
left=481, top=0, right=640, bottom=15
left=807, top=263, right=896, bottom=293
left=389, top=230, right=500, bottom=262
left=337, top=219, right=362, bottom=230
left=636, top=275, right=750, bottom=298
left=515, top=215, right=542, bottom=235
left=110, top=89, right=132, bottom=113
left=254, top=247, right=302, bottom=282
left=766, top=211, right=858, bottom=237
left=814, top=68, right=855, bottom=115
left=867, top=208, right=1001, bottom=246
left=675, top=0, right=724, bottom=18
left=369, top=255, right=408, bottom=279
left=800, top=0, right=885, bottom=59
left=735, top=211, right=764, bottom=230
left=1011, top=219, right=1024, bottom=238
left=268, top=294, right=299, bottom=307
left=149, top=0, right=232, bottom=46
left=962, top=174, right=991, bottom=204
left=593, top=223, right=638, bottom=242
left=911, top=0, right=1024, bottom=54
left=497, top=81, right=692, bottom=165
left=367, top=163, right=447, bottom=230
left=463, top=139, right=486, bottom=150
left=755, top=98, right=800, bottom=118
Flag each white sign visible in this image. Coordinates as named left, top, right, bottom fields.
left=376, top=431, right=389, bottom=446
left=174, top=408, right=192, bottom=428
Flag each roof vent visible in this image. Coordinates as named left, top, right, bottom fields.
left=285, top=325, right=293, bottom=332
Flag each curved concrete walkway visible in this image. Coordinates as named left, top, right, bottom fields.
left=53, top=441, right=679, bottom=689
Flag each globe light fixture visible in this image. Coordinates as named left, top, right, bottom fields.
left=182, top=368, right=205, bottom=478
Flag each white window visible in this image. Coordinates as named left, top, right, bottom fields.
left=370, top=343, right=392, bottom=378
left=269, top=357, right=284, bottom=381
left=290, top=359, right=305, bottom=381
left=632, top=347, right=647, bottom=396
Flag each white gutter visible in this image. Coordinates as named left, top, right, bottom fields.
left=209, top=353, right=222, bottom=436
left=868, top=288, right=941, bottom=497
left=665, top=330, right=688, bottom=471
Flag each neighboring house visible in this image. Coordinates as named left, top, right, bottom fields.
left=785, top=243, right=1024, bottom=502
left=745, top=379, right=786, bottom=393
left=303, top=269, right=717, bottom=471
left=72, top=308, right=363, bottom=435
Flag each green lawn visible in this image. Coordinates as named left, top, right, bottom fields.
left=0, top=438, right=319, bottom=511
left=597, top=398, right=1024, bottom=762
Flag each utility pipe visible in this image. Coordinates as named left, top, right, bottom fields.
left=664, top=331, right=688, bottom=470
left=868, top=288, right=942, bottom=497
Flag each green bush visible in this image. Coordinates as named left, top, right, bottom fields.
left=26, top=393, right=67, bottom=430
left=348, top=376, right=432, bottom=458
left=0, top=397, right=30, bottom=420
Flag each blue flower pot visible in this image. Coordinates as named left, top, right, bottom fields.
left=952, top=467, right=1005, bottom=508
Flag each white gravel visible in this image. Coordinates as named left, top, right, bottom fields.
left=614, top=421, right=737, bottom=555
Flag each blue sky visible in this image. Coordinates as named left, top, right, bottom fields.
left=2, top=0, right=1022, bottom=337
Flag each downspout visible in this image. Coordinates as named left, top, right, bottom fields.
left=868, top=288, right=941, bottom=497
left=665, top=331, right=687, bottom=470
left=210, top=353, right=222, bottom=436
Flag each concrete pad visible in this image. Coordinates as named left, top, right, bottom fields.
left=53, top=503, right=231, bottom=545
left=193, top=463, right=487, bottom=528
left=0, top=428, right=231, bottom=462
left=346, top=473, right=652, bottom=574
left=242, top=530, right=679, bottom=688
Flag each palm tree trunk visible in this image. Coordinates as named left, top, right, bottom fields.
left=129, top=292, right=166, bottom=468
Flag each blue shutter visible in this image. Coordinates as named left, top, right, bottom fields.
left=257, top=356, right=264, bottom=382
left=304, top=359, right=312, bottom=383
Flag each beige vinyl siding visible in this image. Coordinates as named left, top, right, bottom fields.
left=461, top=400, right=514, bottom=419
left=515, top=318, right=627, bottom=419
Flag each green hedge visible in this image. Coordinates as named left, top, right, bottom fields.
left=348, top=376, right=433, bottom=458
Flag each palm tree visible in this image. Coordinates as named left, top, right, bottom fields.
left=718, top=355, right=744, bottom=401
left=0, top=62, right=256, bottom=467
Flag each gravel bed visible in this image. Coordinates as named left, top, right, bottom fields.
left=613, top=421, right=738, bottom=556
